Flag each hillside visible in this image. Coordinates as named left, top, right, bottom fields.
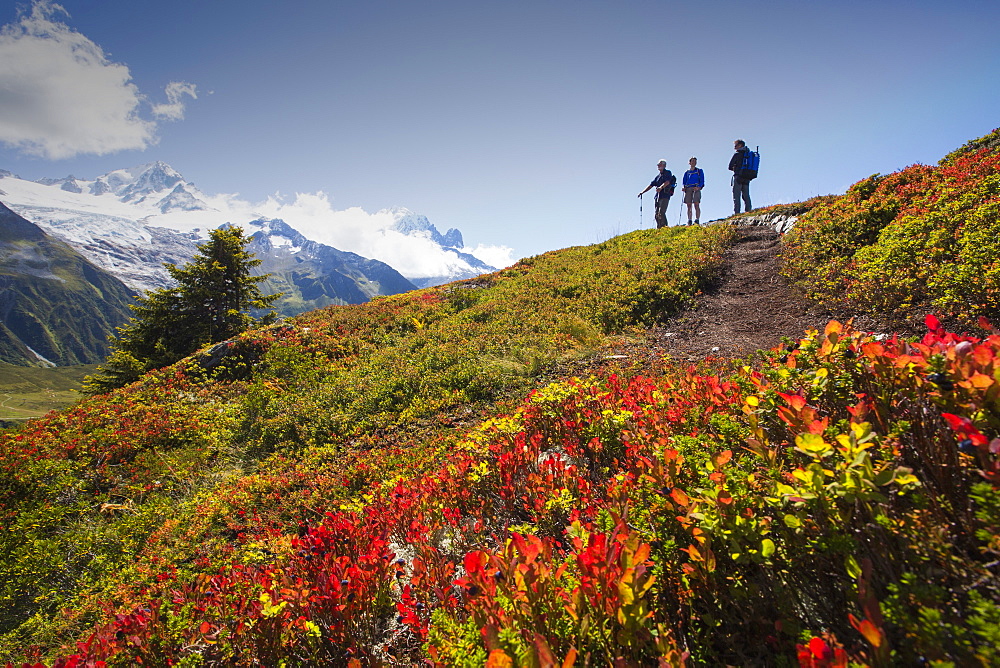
left=0, top=363, right=94, bottom=425
left=1, top=131, right=999, bottom=666
left=0, top=203, right=136, bottom=367
left=780, top=128, right=1000, bottom=328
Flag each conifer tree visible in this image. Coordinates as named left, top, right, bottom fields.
left=84, top=226, right=280, bottom=393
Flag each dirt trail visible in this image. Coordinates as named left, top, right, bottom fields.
left=646, top=225, right=825, bottom=362
left=614, top=224, right=894, bottom=366
left=544, top=221, right=906, bottom=384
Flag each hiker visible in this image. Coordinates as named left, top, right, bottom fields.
left=729, top=139, right=753, bottom=214
left=682, top=157, right=705, bottom=225
left=638, top=159, right=676, bottom=229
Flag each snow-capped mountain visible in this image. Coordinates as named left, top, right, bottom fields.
left=0, top=163, right=213, bottom=292
left=239, top=218, right=416, bottom=317
left=388, top=210, right=495, bottom=288
left=392, top=210, right=465, bottom=248
left=0, top=162, right=501, bottom=299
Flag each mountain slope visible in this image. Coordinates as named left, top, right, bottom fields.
left=241, top=218, right=416, bottom=317
left=0, top=223, right=733, bottom=659
left=780, top=126, right=1000, bottom=326
left=0, top=203, right=136, bottom=366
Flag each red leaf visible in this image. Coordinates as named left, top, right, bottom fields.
left=463, top=550, right=487, bottom=576
left=485, top=650, right=514, bottom=668
left=809, top=636, right=832, bottom=659
left=776, top=392, right=807, bottom=411
left=533, top=632, right=557, bottom=667
left=941, top=412, right=966, bottom=430
left=712, top=449, right=732, bottom=469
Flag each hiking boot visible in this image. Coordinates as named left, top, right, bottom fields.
left=695, top=219, right=700, bottom=224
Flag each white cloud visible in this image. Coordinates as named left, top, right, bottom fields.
left=464, top=243, right=516, bottom=269
left=0, top=0, right=196, bottom=159
left=199, top=190, right=515, bottom=279
left=151, top=81, right=198, bottom=121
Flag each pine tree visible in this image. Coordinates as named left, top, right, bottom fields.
left=84, top=226, right=280, bottom=393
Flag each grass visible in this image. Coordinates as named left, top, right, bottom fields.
left=0, top=363, right=94, bottom=421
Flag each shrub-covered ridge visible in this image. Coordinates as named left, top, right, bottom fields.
left=0, top=224, right=732, bottom=664
left=781, top=128, right=1000, bottom=325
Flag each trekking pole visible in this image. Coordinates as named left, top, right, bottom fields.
left=639, top=193, right=643, bottom=228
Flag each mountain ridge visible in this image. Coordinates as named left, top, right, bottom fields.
left=240, top=218, right=416, bottom=316
left=0, top=163, right=501, bottom=293
left=0, top=202, right=136, bottom=366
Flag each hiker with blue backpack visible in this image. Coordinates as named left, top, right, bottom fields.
left=728, top=139, right=759, bottom=214
left=638, top=159, right=677, bottom=229
left=682, top=157, right=705, bottom=225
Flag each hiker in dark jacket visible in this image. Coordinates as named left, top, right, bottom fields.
left=638, top=159, right=676, bottom=229
left=682, top=157, right=705, bottom=225
left=729, top=139, right=752, bottom=214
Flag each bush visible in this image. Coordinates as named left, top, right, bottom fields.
left=782, top=129, right=1000, bottom=326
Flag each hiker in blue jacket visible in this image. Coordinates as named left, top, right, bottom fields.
left=728, top=139, right=752, bottom=214
left=638, top=159, right=676, bottom=229
left=682, top=157, right=705, bottom=225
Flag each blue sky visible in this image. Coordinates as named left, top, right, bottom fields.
left=1, top=0, right=998, bottom=263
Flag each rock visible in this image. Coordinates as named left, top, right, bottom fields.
left=733, top=213, right=798, bottom=234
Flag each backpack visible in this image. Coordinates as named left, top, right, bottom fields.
left=739, top=146, right=760, bottom=181
left=656, top=171, right=676, bottom=198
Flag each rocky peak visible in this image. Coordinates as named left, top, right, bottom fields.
left=392, top=209, right=464, bottom=248
left=34, top=175, right=82, bottom=193
left=243, top=218, right=310, bottom=250
left=439, top=228, right=463, bottom=248
left=157, top=182, right=208, bottom=213
left=119, top=162, right=185, bottom=202
left=60, top=178, right=83, bottom=194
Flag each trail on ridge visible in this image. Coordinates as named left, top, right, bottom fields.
left=610, top=224, right=896, bottom=367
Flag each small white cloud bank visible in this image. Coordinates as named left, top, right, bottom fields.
left=202, top=190, right=516, bottom=279
left=0, top=0, right=196, bottom=159
left=465, top=243, right=517, bottom=270
left=151, top=81, right=198, bottom=121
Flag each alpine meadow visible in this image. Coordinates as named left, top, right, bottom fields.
left=2, top=129, right=1000, bottom=666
